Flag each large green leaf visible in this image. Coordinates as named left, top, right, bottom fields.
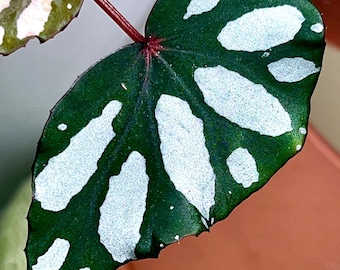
left=0, top=0, right=83, bottom=55
left=26, top=0, right=325, bottom=269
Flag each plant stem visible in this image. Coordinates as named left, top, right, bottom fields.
left=94, top=0, right=146, bottom=43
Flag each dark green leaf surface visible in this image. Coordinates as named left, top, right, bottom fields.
left=0, top=0, right=83, bottom=55
left=27, top=0, right=325, bottom=269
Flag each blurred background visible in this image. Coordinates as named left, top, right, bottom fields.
left=1, top=0, right=340, bottom=269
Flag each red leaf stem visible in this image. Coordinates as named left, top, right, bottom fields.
left=94, top=0, right=146, bottom=43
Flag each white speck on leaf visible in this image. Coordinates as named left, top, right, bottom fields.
left=217, top=5, right=305, bottom=52
left=261, top=52, right=270, bottom=58
left=227, top=148, right=259, bottom=188
left=299, top=127, right=307, bottom=135
left=183, top=0, right=220, bottom=19
left=175, top=235, right=180, bottom=241
left=268, top=57, right=320, bottom=83
left=98, top=151, right=149, bottom=263
left=155, top=94, right=215, bottom=220
left=296, top=144, right=302, bottom=151
left=67, top=3, right=72, bottom=10
left=311, top=23, right=324, bottom=33
left=170, top=206, right=174, bottom=210
left=34, top=100, right=122, bottom=211
left=57, top=123, right=67, bottom=131
left=121, top=83, right=128, bottom=90
left=194, top=65, right=292, bottom=137
left=32, top=238, right=70, bottom=270
left=16, top=0, right=54, bottom=39
left=201, top=217, right=209, bottom=229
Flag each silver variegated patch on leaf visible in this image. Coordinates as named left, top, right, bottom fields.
left=27, top=0, right=325, bottom=269
left=32, top=238, right=70, bottom=270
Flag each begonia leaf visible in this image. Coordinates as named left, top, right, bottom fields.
left=26, top=0, right=325, bottom=269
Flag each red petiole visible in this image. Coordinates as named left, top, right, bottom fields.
left=94, top=0, right=146, bottom=43
left=94, top=0, right=166, bottom=65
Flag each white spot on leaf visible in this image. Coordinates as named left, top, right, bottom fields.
left=227, top=148, right=259, bottom=188
left=155, top=94, right=215, bottom=220
left=217, top=5, right=305, bottom=52
left=170, top=206, right=174, bottom=210
left=0, top=26, right=4, bottom=46
left=201, top=217, right=209, bottom=229
left=268, top=57, right=320, bottom=83
left=194, top=65, right=292, bottom=136
left=160, top=243, right=165, bottom=248
left=57, top=123, right=67, bottom=131
left=0, top=0, right=11, bottom=13
left=121, top=83, right=128, bottom=90
left=261, top=52, right=270, bottom=58
left=34, top=100, right=122, bottom=211
left=184, top=0, right=220, bottom=19
left=299, top=127, right=307, bottom=135
left=67, top=3, right=72, bottom=10
left=16, top=0, right=53, bottom=39
left=79, top=268, right=91, bottom=270
left=296, top=144, right=302, bottom=151
left=175, top=235, right=180, bottom=241
left=32, top=238, right=70, bottom=270
left=311, top=23, right=324, bottom=33
left=99, top=151, right=149, bottom=263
